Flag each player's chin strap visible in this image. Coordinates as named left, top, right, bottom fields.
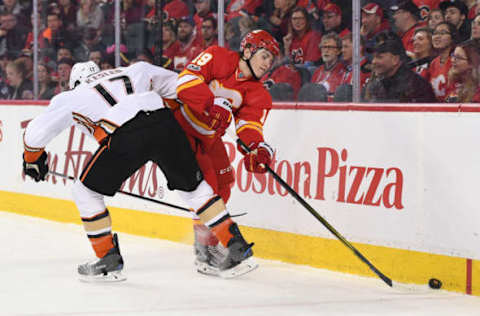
left=242, top=52, right=260, bottom=81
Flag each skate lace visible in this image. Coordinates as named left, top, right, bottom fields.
left=208, top=245, right=227, bottom=266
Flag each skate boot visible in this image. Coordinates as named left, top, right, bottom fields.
left=194, top=240, right=231, bottom=277
left=78, top=233, right=126, bottom=282
left=193, top=223, right=226, bottom=276
left=218, top=223, right=258, bottom=279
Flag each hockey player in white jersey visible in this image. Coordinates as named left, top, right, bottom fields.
left=22, top=61, right=258, bottom=281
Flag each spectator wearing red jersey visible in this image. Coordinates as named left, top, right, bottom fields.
left=263, top=63, right=302, bottom=100
left=409, top=27, right=434, bottom=80
left=440, top=0, right=470, bottom=42
left=172, top=16, right=203, bottom=72
left=257, top=0, right=296, bottom=42
left=193, top=0, right=216, bottom=38
left=226, top=0, right=263, bottom=21
left=413, top=0, right=442, bottom=20
left=311, top=32, right=345, bottom=101
left=427, top=8, right=445, bottom=30
left=283, top=7, right=322, bottom=65
left=390, top=0, right=423, bottom=58
left=164, top=0, right=190, bottom=20
left=361, top=3, right=391, bottom=58
left=321, top=2, right=349, bottom=37
left=468, top=0, right=480, bottom=20
left=150, top=20, right=179, bottom=70
left=340, top=32, right=370, bottom=88
left=445, top=42, right=480, bottom=102
left=429, top=22, right=457, bottom=101
left=199, top=16, right=218, bottom=49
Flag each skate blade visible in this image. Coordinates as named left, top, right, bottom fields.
left=219, top=257, right=259, bottom=279
left=79, top=270, right=127, bottom=283
left=195, top=260, right=221, bottom=277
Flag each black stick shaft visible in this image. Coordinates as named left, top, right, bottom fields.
left=48, top=171, right=191, bottom=212
left=237, top=138, right=392, bottom=287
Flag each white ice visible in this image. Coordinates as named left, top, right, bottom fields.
left=1, top=211, right=479, bottom=316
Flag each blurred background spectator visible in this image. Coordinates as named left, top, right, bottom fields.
left=429, top=22, right=458, bottom=101
left=37, top=62, right=56, bottom=100
left=409, top=27, right=434, bottom=79
left=5, top=59, right=33, bottom=99
left=445, top=42, right=480, bottom=102
left=282, top=6, right=322, bottom=65
left=440, top=0, right=470, bottom=42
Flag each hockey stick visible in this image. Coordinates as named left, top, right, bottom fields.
left=228, top=132, right=393, bottom=287
left=47, top=171, right=248, bottom=217
left=48, top=170, right=191, bottom=212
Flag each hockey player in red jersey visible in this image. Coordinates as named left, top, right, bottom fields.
left=171, top=30, right=279, bottom=276
left=23, top=61, right=258, bottom=281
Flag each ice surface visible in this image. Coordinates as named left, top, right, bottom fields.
left=1, top=211, right=479, bottom=316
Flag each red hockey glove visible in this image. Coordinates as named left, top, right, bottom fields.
left=243, top=142, right=274, bottom=173
left=206, top=97, right=233, bottom=130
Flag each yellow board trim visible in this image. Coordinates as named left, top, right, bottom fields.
left=1, top=190, right=477, bottom=296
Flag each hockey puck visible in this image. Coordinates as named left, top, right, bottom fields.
left=428, top=278, right=442, bottom=289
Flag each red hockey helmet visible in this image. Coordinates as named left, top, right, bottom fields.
left=240, top=30, right=280, bottom=57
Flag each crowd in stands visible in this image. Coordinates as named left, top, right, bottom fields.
left=0, top=0, right=480, bottom=103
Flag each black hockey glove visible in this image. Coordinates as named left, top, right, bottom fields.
left=23, top=151, right=49, bottom=182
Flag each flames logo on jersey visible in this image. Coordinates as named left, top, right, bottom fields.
left=291, top=47, right=305, bottom=64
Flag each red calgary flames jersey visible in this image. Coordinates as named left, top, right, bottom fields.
left=289, top=30, right=322, bottom=64
left=428, top=55, right=452, bottom=102
left=175, top=45, right=272, bottom=147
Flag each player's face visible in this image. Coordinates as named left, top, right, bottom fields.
left=249, top=48, right=274, bottom=78
left=320, top=38, right=340, bottom=65
left=450, top=46, right=470, bottom=75
left=291, top=12, right=307, bottom=32
left=472, top=16, right=480, bottom=40
left=432, top=24, right=452, bottom=50
left=413, top=31, right=432, bottom=57
left=444, top=7, right=464, bottom=28
left=372, top=52, right=399, bottom=77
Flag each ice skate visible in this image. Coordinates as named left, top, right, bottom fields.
left=78, top=233, right=126, bottom=282
left=194, top=242, right=228, bottom=277
left=217, top=223, right=258, bottom=279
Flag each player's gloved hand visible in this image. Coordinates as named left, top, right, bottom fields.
left=243, top=142, right=274, bottom=173
left=23, top=151, right=49, bottom=182
left=206, top=97, right=233, bottom=130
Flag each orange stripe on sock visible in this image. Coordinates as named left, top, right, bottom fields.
left=211, top=218, right=234, bottom=247
left=89, top=234, right=113, bottom=258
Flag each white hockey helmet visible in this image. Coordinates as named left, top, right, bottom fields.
left=69, top=61, right=100, bottom=89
